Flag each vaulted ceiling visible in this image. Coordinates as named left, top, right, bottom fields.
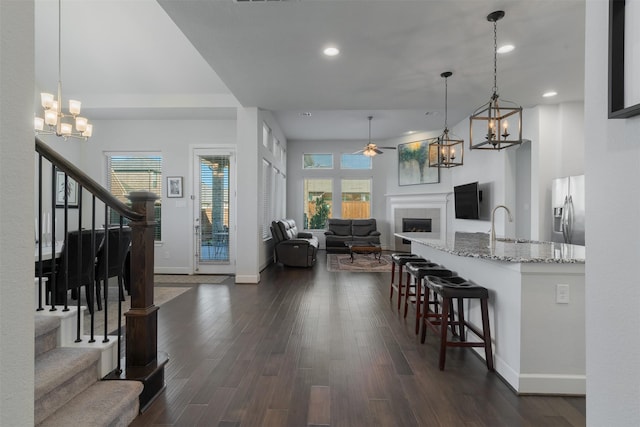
left=35, top=0, right=585, bottom=141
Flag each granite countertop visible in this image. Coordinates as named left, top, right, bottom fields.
left=395, top=232, right=585, bottom=263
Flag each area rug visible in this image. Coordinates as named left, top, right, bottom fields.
left=154, top=274, right=229, bottom=284
left=327, top=253, right=392, bottom=272
left=83, top=286, right=191, bottom=335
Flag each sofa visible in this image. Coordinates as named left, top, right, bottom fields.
left=270, top=219, right=318, bottom=267
left=324, top=218, right=381, bottom=253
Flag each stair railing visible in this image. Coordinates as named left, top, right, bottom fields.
left=34, top=137, right=166, bottom=411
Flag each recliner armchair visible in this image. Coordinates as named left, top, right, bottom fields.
left=271, top=219, right=318, bottom=267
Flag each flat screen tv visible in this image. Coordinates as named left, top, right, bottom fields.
left=454, top=182, right=480, bottom=219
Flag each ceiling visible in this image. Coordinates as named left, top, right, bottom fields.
left=35, top=0, right=585, bottom=142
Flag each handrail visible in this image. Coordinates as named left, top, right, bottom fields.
left=35, top=137, right=143, bottom=221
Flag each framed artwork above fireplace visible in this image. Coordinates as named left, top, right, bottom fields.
left=398, top=139, right=440, bottom=185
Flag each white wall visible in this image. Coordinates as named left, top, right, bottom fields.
left=584, top=1, right=640, bottom=425
left=257, top=110, right=287, bottom=270
left=81, top=119, right=236, bottom=274
left=0, top=1, right=35, bottom=425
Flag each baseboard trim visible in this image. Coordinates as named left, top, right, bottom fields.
left=235, top=274, right=260, bottom=284
left=517, top=373, right=586, bottom=396
left=154, top=267, right=192, bottom=275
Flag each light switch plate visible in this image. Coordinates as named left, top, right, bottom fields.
left=556, top=284, right=570, bottom=304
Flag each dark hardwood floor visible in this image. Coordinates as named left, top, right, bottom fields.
left=130, top=251, right=586, bottom=427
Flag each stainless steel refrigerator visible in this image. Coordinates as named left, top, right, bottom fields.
left=551, top=175, right=585, bottom=245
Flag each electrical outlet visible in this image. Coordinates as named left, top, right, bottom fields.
left=556, top=284, right=570, bottom=304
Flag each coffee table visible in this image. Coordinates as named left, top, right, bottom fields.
left=346, top=241, right=382, bottom=263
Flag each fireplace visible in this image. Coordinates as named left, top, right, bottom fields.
left=402, top=218, right=432, bottom=243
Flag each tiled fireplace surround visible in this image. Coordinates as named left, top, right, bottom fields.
left=386, top=192, right=449, bottom=251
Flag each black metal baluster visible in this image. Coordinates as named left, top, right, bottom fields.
left=63, top=173, right=69, bottom=312
left=103, top=204, right=110, bottom=343
left=50, top=166, right=57, bottom=312
left=89, top=195, right=97, bottom=343
left=75, top=186, right=83, bottom=342
left=37, top=154, right=44, bottom=311
left=116, top=216, right=124, bottom=374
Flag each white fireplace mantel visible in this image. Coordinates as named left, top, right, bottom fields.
left=385, top=192, right=451, bottom=250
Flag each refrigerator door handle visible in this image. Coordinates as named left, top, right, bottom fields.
left=561, top=196, right=569, bottom=243
left=566, top=195, right=574, bottom=243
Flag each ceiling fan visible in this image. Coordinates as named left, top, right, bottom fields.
left=353, top=116, right=397, bottom=157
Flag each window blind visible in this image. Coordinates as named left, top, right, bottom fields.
left=107, top=154, right=162, bottom=240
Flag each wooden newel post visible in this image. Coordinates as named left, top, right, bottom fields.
left=120, top=191, right=168, bottom=411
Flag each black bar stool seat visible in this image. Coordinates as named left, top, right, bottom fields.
left=404, top=262, right=454, bottom=334
left=389, top=254, right=427, bottom=310
left=421, top=275, right=494, bottom=372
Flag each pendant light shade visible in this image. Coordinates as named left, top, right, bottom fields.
left=469, top=10, right=522, bottom=150
left=429, top=71, right=463, bottom=168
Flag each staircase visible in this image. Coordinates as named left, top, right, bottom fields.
left=35, top=314, right=142, bottom=426
left=33, top=137, right=168, bottom=423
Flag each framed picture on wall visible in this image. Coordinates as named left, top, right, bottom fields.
left=609, top=0, right=640, bottom=118
left=398, top=139, right=440, bottom=186
left=55, top=170, right=79, bottom=208
left=167, top=176, right=183, bottom=198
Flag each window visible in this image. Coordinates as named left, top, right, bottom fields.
left=303, top=154, right=333, bottom=169
left=262, top=159, right=272, bottom=239
left=262, top=123, right=272, bottom=151
left=107, top=154, right=162, bottom=240
left=341, top=179, right=371, bottom=219
left=303, top=179, right=332, bottom=229
left=341, top=153, right=372, bottom=169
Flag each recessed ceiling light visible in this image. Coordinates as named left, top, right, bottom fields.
left=543, top=91, right=558, bottom=98
left=300, top=112, right=312, bottom=117
left=497, top=44, right=515, bottom=54
left=323, top=46, right=340, bottom=57
left=405, top=131, right=417, bottom=135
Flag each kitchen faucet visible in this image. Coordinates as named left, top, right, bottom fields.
left=491, top=205, right=513, bottom=243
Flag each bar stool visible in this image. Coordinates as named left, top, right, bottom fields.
left=404, top=262, right=454, bottom=334
left=421, top=275, right=494, bottom=371
left=389, top=254, right=427, bottom=311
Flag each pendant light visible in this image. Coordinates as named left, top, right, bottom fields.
left=34, top=0, right=93, bottom=141
left=429, top=71, right=463, bottom=168
left=469, top=10, right=522, bottom=150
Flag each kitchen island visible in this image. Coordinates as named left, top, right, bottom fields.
left=396, top=231, right=585, bottom=395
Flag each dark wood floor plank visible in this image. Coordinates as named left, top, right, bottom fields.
left=173, top=404, right=206, bottom=427
left=262, top=409, right=289, bottom=427
left=130, top=251, right=586, bottom=427
left=368, top=399, right=398, bottom=427
left=194, top=387, right=236, bottom=427
left=307, top=385, right=331, bottom=426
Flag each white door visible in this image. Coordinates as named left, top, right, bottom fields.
left=192, top=149, right=235, bottom=274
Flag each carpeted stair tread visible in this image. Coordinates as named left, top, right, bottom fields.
left=35, top=316, right=60, bottom=357
left=35, top=316, right=60, bottom=338
left=38, top=380, right=143, bottom=427
left=35, top=347, right=101, bottom=424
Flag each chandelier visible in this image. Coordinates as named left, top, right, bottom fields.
left=469, top=10, right=522, bottom=150
left=429, top=71, right=463, bottom=168
left=34, top=0, right=93, bottom=141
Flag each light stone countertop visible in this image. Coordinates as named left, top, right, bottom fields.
left=395, top=232, right=585, bottom=264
